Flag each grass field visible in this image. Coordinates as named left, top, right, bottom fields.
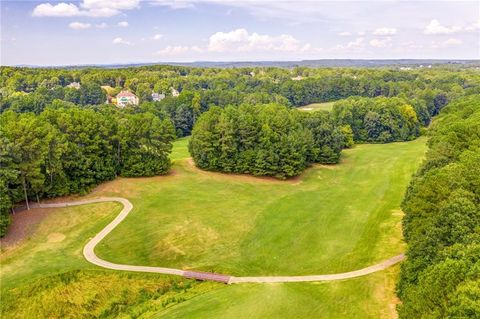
left=156, top=271, right=400, bottom=318
left=297, top=101, right=335, bottom=112
left=96, top=137, right=426, bottom=276
left=0, top=202, right=219, bottom=318
left=1, top=136, right=426, bottom=318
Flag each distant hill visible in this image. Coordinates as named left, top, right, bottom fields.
left=12, top=59, right=480, bottom=69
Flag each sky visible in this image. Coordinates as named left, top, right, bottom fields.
left=1, top=0, right=479, bottom=66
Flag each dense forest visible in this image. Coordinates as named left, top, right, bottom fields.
left=189, top=104, right=343, bottom=178
left=0, top=105, right=175, bottom=236
left=2, top=65, right=478, bottom=137
left=331, top=96, right=422, bottom=143
left=397, top=94, right=480, bottom=318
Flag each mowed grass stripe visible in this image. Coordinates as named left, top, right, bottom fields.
left=298, top=101, right=335, bottom=112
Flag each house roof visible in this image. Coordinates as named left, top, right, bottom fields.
left=117, top=90, right=137, bottom=98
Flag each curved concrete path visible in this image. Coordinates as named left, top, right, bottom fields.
left=32, top=197, right=405, bottom=284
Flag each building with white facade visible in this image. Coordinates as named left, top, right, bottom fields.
left=116, top=90, right=139, bottom=107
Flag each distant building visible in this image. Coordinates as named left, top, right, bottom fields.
left=171, top=87, right=180, bottom=97
left=152, top=92, right=166, bottom=102
left=66, top=82, right=81, bottom=89
left=291, top=76, right=304, bottom=81
left=116, top=90, right=139, bottom=107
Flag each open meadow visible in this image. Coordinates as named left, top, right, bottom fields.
left=298, top=102, right=336, bottom=112
left=1, top=137, right=426, bottom=318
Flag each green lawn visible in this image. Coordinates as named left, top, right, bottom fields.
left=0, top=202, right=218, bottom=318
left=1, top=136, right=426, bottom=318
left=298, top=101, right=335, bottom=112
left=96, top=137, right=426, bottom=276
left=0, top=202, right=121, bottom=290
left=155, top=270, right=399, bottom=319
left=169, top=136, right=190, bottom=162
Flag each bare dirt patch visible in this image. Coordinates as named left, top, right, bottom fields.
left=183, top=158, right=303, bottom=185
left=92, top=171, right=177, bottom=196
left=1, top=207, right=54, bottom=248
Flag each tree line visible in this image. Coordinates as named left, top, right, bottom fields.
left=2, top=65, right=478, bottom=137
left=331, top=96, right=424, bottom=143
left=397, top=94, right=480, bottom=318
left=188, top=92, right=444, bottom=178
left=189, top=104, right=344, bottom=179
left=0, top=104, right=175, bottom=236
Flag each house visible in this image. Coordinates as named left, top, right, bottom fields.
left=66, top=82, right=81, bottom=89
left=291, top=75, right=304, bottom=81
left=171, top=87, right=180, bottom=97
left=116, top=90, right=139, bottom=107
left=152, top=92, right=166, bottom=102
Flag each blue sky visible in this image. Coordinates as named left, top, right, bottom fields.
left=1, top=0, right=479, bottom=66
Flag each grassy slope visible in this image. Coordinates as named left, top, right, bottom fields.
left=150, top=137, right=425, bottom=318
left=0, top=202, right=121, bottom=289
left=0, top=201, right=219, bottom=318
left=1, top=137, right=426, bottom=318
left=96, top=137, right=426, bottom=277
left=157, top=271, right=399, bottom=319
left=298, top=102, right=335, bottom=112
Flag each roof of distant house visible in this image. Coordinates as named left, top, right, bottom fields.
left=117, top=90, right=137, bottom=98
left=67, top=82, right=80, bottom=87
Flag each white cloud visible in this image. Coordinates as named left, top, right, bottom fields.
left=33, top=3, right=81, bottom=17
left=153, top=34, right=164, bottom=40
left=207, top=28, right=309, bottom=52
left=424, top=19, right=462, bottom=35
left=69, top=22, right=92, bottom=30
left=117, top=21, right=129, bottom=27
left=96, top=22, right=108, bottom=28
left=443, top=38, right=462, bottom=45
left=433, top=38, right=463, bottom=48
left=112, top=37, right=132, bottom=45
left=339, top=31, right=351, bottom=36
left=465, top=20, right=480, bottom=31
left=369, top=37, right=392, bottom=48
left=191, top=45, right=204, bottom=53
left=32, top=0, right=139, bottom=18
left=154, top=28, right=315, bottom=57
left=372, top=27, right=397, bottom=36
left=82, top=0, right=139, bottom=10
left=156, top=45, right=190, bottom=55
left=344, top=37, right=364, bottom=49
left=149, top=0, right=195, bottom=9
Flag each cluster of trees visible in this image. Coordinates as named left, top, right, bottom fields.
left=189, top=104, right=344, bottom=179
left=331, top=96, right=422, bottom=143
left=2, top=65, right=478, bottom=137
left=397, top=94, right=480, bottom=318
left=0, top=104, right=175, bottom=236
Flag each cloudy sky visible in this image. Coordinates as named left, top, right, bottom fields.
left=1, top=0, right=479, bottom=66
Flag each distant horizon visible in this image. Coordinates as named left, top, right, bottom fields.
left=5, top=58, right=480, bottom=69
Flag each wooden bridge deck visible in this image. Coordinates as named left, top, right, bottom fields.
left=183, top=270, right=231, bottom=283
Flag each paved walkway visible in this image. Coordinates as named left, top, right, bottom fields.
left=32, top=197, right=405, bottom=284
